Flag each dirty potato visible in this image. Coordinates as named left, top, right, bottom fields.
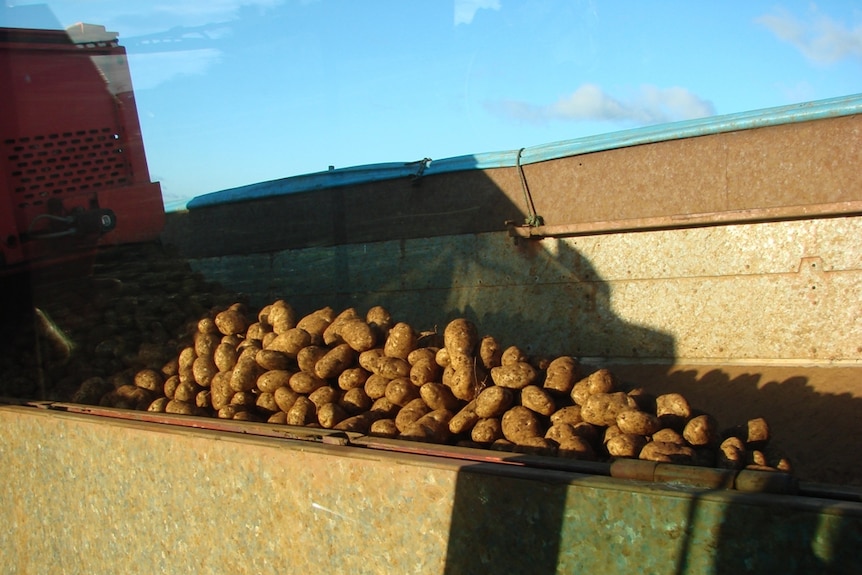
left=384, top=322, right=417, bottom=360
left=520, top=385, right=556, bottom=416
left=314, top=343, right=356, bottom=380
left=490, top=362, right=537, bottom=390
left=419, top=381, right=461, bottom=411
left=571, top=368, right=617, bottom=405
left=443, top=318, right=478, bottom=356
left=580, top=392, right=635, bottom=427
left=501, top=406, right=543, bottom=444
left=474, top=386, right=514, bottom=418
left=616, top=409, right=661, bottom=436
left=543, top=356, right=580, bottom=396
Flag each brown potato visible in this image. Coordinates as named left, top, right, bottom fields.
left=375, top=356, right=411, bottom=380
left=322, top=308, right=360, bottom=346
left=314, top=343, right=356, bottom=380
left=369, top=397, right=400, bottom=419
left=230, top=391, right=256, bottom=407
left=550, top=405, right=583, bottom=427
left=500, top=346, right=528, bottom=366
left=245, top=322, right=270, bottom=342
left=581, top=392, right=636, bottom=427
left=289, top=371, right=327, bottom=395
left=501, top=406, right=543, bottom=444
left=606, top=433, right=648, bottom=458
left=195, top=389, right=212, bottom=410
left=358, top=348, right=386, bottom=373
left=616, top=409, right=661, bottom=436
left=273, top=386, right=300, bottom=413
left=178, top=346, right=197, bottom=372
left=448, top=400, right=480, bottom=435
left=384, top=322, right=417, bottom=360
left=340, top=387, right=372, bottom=414
left=209, top=372, right=234, bottom=410
left=213, top=342, right=238, bottom=372
left=286, top=396, right=316, bottom=426
left=474, top=386, right=514, bottom=418
left=520, top=385, right=556, bottom=416
left=434, top=347, right=451, bottom=368
left=308, top=386, right=340, bottom=408
left=147, top=397, right=169, bottom=413
left=217, top=405, right=244, bottom=419
left=471, top=418, right=503, bottom=444
left=395, top=398, right=431, bottom=433
left=317, top=402, right=348, bottom=428
left=556, top=436, right=596, bottom=460
left=296, top=307, right=335, bottom=345
left=268, top=411, right=288, bottom=425
left=266, top=301, right=297, bottom=334
left=409, top=358, right=441, bottom=387
left=639, top=441, right=696, bottom=463
left=255, top=349, right=291, bottom=371
left=448, top=364, right=485, bottom=401
left=214, top=308, right=249, bottom=336
left=490, top=362, right=537, bottom=390
left=163, top=374, right=181, bottom=399
left=543, top=356, right=580, bottom=396
left=443, top=318, right=478, bottom=356
left=655, top=393, right=692, bottom=430
left=401, top=409, right=452, bottom=442
left=256, top=370, right=293, bottom=394
left=370, top=418, right=398, bottom=437
left=365, top=306, right=393, bottom=339
left=337, top=367, right=370, bottom=391
left=165, top=399, right=195, bottom=415
left=192, top=356, right=218, bottom=388
left=340, top=319, right=377, bottom=353
left=385, top=377, right=421, bottom=407
left=197, top=316, right=219, bottom=334
left=134, top=368, right=163, bottom=393
left=683, top=414, right=719, bottom=447
left=652, top=428, right=685, bottom=444
left=512, top=437, right=557, bottom=456
left=266, top=328, right=312, bottom=358
left=419, top=382, right=461, bottom=411
left=571, top=368, right=616, bottom=405
left=194, top=331, right=220, bottom=359
left=297, top=345, right=328, bottom=374
left=174, top=379, right=202, bottom=403
left=229, top=357, right=260, bottom=392
left=407, top=347, right=437, bottom=366
left=256, top=391, right=279, bottom=414
left=717, top=436, right=747, bottom=469
left=364, top=373, right=391, bottom=400
left=478, top=335, right=503, bottom=370
left=233, top=410, right=263, bottom=422
left=334, top=413, right=373, bottom=433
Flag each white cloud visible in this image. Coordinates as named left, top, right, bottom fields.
left=487, top=83, right=715, bottom=125
left=756, top=8, right=862, bottom=64
left=454, top=0, right=501, bottom=26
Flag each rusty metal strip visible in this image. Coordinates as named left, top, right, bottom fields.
left=508, top=200, right=862, bottom=239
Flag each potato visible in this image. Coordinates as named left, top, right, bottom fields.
left=213, top=342, right=238, bottom=372
left=477, top=335, right=503, bottom=370
left=317, top=402, right=348, bottom=429
left=606, top=433, right=648, bottom=458
left=375, top=356, right=411, bottom=380
left=652, top=428, right=685, bottom=444
left=474, top=386, right=514, bottom=418
left=365, top=306, right=393, bottom=339
left=266, top=300, right=297, bottom=334
left=370, top=418, right=399, bottom=437
left=520, top=385, right=556, bottom=416
left=363, top=373, right=391, bottom=400
left=369, top=397, right=400, bottom=419
left=273, top=386, right=300, bottom=413
left=434, top=347, right=451, bottom=368
left=266, top=328, right=312, bottom=358
left=603, top=424, right=623, bottom=445
left=402, top=409, right=454, bottom=443
left=543, top=356, right=580, bottom=396
left=296, top=307, right=335, bottom=345
left=512, top=437, right=557, bottom=456
left=178, top=346, right=197, bottom=372
left=147, top=397, right=169, bottom=412
left=340, top=387, right=372, bottom=414
left=256, top=370, right=293, bottom=394
left=192, top=356, right=218, bottom=388
left=340, top=319, right=377, bottom=353
left=572, top=422, right=601, bottom=445
left=289, top=371, right=327, bottom=395
left=197, top=316, right=219, bottom=334
left=395, top=398, right=431, bottom=433
left=550, top=405, right=583, bottom=427
left=256, top=391, right=279, bottom=414
left=717, top=436, right=747, bottom=469
left=308, top=385, right=340, bottom=408
left=501, top=406, right=543, bottom=444
left=639, top=441, right=696, bottom=463
left=408, top=347, right=437, bottom=366
left=655, top=393, right=692, bottom=430
left=134, top=368, right=163, bottom=393
left=210, top=372, right=234, bottom=410
left=196, top=389, right=212, bottom=410
left=115, top=384, right=154, bottom=410
left=286, top=396, right=317, bottom=426
left=683, top=414, right=719, bottom=447
left=334, top=413, right=373, bottom=433
left=163, top=374, right=181, bottom=399
left=616, top=409, right=661, bottom=436
left=297, top=345, right=328, bottom=374
left=419, top=382, right=461, bottom=411
left=358, top=348, right=386, bottom=373
left=229, top=357, right=260, bottom=392
left=500, top=346, right=528, bottom=366
left=322, top=308, right=360, bottom=345
left=385, top=377, right=421, bottom=407
left=471, top=418, right=503, bottom=444
left=545, top=423, right=580, bottom=445
left=214, top=308, right=249, bottom=336
left=490, top=362, right=537, bottom=390
left=165, top=399, right=195, bottom=415
left=556, top=436, right=596, bottom=460
left=443, top=318, right=478, bottom=356
left=448, top=400, right=480, bottom=435
left=230, top=391, right=256, bottom=407
left=174, top=379, right=202, bottom=403
left=217, top=405, right=244, bottom=419
left=337, top=367, right=370, bottom=391
left=245, top=322, right=270, bottom=342
left=194, top=331, right=220, bottom=359
left=724, top=417, right=771, bottom=448
left=314, top=343, right=356, bottom=380
left=581, top=392, right=636, bottom=427
left=233, top=410, right=262, bottom=422
left=268, top=411, right=287, bottom=425
left=449, top=364, right=485, bottom=401
left=627, top=388, right=656, bottom=412
left=384, top=322, right=417, bottom=360
left=409, top=358, right=441, bottom=387
left=571, top=368, right=616, bottom=405
left=255, top=349, right=291, bottom=371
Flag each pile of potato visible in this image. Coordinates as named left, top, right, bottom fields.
left=88, top=299, right=790, bottom=472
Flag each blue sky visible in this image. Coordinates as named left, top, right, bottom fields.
left=4, top=1, right=862, bottom=208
